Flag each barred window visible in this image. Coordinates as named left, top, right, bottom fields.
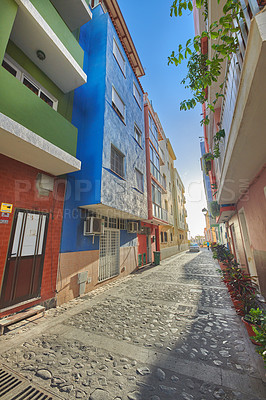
left=111, top=145, right=125, bottom=178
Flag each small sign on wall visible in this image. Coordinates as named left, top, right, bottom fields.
left=0, top=212, right=10, bottom=224
left=1, top=203, right=13, bottom=213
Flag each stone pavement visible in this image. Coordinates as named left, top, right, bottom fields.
left=0, top=249, right=265, bottom=400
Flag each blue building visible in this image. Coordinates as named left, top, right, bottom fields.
left=58, top=0, right=147, bottom=304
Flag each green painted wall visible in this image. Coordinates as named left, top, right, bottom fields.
left=0, top=0, right=18, bottom=63
left=6, top=41, right=74, bottom=123
left=0, top=67, right=78, bottom=157
left=30, top=0, right=84, bottom=68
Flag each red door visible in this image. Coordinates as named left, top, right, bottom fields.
left=0, top=209, right=49, bottom=309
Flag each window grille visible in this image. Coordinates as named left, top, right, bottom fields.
left=119, top=219, right=127, bottom=230
left=99, top=229, right=120, bottom=282
left=109, top=217, right=118, bottom=229
left=111, top=145, right=125, bottom=178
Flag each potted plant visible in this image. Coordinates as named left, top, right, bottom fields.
left=209, top=201, right=220, bottom=219
left=202, top=153, right=213, bottom=175
left=242, top=308, right=265, bottom=348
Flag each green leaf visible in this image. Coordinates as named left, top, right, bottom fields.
left=210, top=31, right=219, bottom=39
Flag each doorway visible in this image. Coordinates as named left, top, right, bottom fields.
left=99, top=229, right=120, bottom=282
left=238, top=209, right=258, bottom=277
left=146, top=235, right=152, bottom=263
left=0, top=209, right=49, bottom=309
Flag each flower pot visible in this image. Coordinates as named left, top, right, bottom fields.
left=231, top=298, right=244, bottom=315
left=241, top=317, right=260, bottom=345
left=219, top=262, right=227, bottom=271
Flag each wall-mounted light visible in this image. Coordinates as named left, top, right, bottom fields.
left=36, top=50, right=46, bottom=61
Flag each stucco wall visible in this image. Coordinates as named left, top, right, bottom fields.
left=237, top=166, right=266, bottom=296
left=101, top=17, right=147, bottom=219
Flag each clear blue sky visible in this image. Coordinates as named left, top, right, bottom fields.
left=118, top=0, right=207, bottom=237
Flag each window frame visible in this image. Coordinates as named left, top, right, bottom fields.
left=135, top=168, right=144, bottom=193
left=113, top=38, right=126, bottom=76
left=2, top=55, right=58, bottom=111
left=110, top=145, right=125, bottom=179
left=133, top=81, right=142, bottom=108
left=112, top=86, right=125, bottom=123
left=134, top=123, right=142, bottom=147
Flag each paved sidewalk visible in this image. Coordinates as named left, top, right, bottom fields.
left=0, top=250, right=265, bottom=399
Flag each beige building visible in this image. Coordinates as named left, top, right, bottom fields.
left=156, top=117, right=189, bottom=259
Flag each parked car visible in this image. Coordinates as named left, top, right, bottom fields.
left=189, top=243, right=200, bottom=252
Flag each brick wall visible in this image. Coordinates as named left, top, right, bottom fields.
left=0, top=154, right=65, bottom=317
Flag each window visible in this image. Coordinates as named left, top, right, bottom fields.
left=150, top=144, right=161, bottom=183
left=149, top=112, right=158, bottom=150
left=2, top=56, right=57, bottom=110
left=113, top=39, right=125, bottom=75
left=119, top=219, right=127, bottom=230
left=164, top=232, right=168, bottom=242
left=133, top=82, right=141, bottom=108
left=112, top=87, right=125, bottom=122
left=111, top=145, right=125, bottom=178
left=134, top=124, right=142, bottom=146
left=109, top=217, right=118, bottom=229
left=160, top=232, right=164, bottom=243
left=135, top=169, right=144, bottom=193
left=2, top=59, right=17, bottom=77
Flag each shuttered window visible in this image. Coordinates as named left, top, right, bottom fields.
left=113, top=39, right=125, bottom=75
left=112, top=87, right=125, bottom=121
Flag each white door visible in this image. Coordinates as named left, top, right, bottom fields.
left=99, top=229, right=120, bottom=282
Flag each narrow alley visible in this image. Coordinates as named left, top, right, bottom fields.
left=0, top=249, right=265, bottom=400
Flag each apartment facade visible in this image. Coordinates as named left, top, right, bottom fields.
left=0, top=0, right=89, bottom=317
left=58, top=1, right=148, bottom=305
left=194, top=0, right=266, bottom=296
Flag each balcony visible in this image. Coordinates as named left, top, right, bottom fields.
left=152, top=204, right=174, bottom=225
left=10, top=0, right=86, bottom=93
left=216, top=1, right=266, bottom=204
left=0, top=67, right=80, bottom=175
left=50, top=0, right=92, bottom=31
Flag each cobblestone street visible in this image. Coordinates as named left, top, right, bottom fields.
left=0, top=249, right=265, bottom=400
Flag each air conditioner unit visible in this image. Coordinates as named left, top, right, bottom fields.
left=127, top=221, right=138, bottom=233
left=84, top=217, right=104, bottom=236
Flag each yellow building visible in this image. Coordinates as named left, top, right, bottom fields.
left=156, top=122, right=189, bottom=259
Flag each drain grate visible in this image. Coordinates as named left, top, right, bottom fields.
left=0, top=365, right=63, bottom=400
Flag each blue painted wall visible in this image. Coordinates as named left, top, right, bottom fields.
left=101, top=18, right=147, bottom=219
left=60, top=5, right=146, bottom=253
